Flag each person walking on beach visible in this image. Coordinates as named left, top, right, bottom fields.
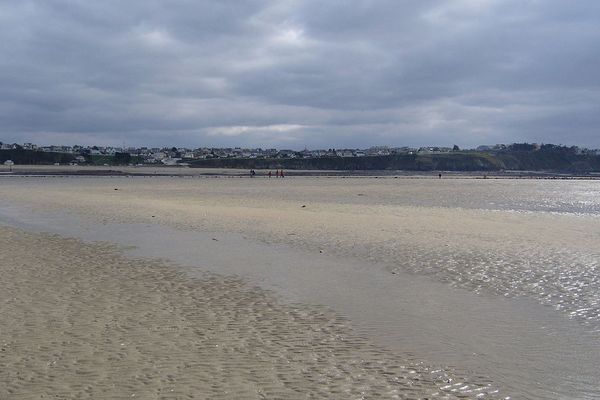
left=268, top=171, right=272, bottom=178
left=280, top=170, right=285, bottom=178
left=276, top=169, right=280, bottom=178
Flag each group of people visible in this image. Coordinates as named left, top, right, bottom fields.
left=251, top=169, right=285, bottom=178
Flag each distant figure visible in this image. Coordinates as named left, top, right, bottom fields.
left=276, top=169, right=280, bottom=178
left=250, top=169, right=256, bottom=177
left=280, top=170, right=285, bottom=178
left=268, top=171, right=272, bottom=178
left=438, top=173, right=442, bottom=179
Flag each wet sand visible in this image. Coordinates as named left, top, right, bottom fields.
left=0, top=226, right=497, bottom=399
left=1, top=176, right=598, bottom=325
left=1, top=176, right=599, bottom=398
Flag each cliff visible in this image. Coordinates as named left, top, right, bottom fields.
left=188, top=151, right=600, bottom=172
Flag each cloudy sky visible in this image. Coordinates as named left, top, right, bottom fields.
left=1, top=0, right=599, bottom=149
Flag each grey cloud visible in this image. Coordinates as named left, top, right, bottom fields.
left=1, top=0, right=600, bottom=149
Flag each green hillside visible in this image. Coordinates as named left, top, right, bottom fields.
left=189, top=150, right=600, bottom=172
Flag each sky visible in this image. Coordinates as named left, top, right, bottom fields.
left=1, top=0, right=600, bottom=149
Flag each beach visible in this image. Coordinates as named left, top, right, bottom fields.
left=1, top=175, right=599, bottom=399
left=3, top=225, right=482, bottom=399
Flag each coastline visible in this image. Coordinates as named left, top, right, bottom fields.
left=2, top=164, right=600, bottom=179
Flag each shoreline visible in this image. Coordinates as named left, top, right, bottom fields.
left=1, top=176, right=598, bottom=398
left=1, top=164, right=600, bottom=179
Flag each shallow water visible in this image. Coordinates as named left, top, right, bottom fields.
left=1, top=176, right=599, bottom=399
left=1, top=200, right=599, bottom=399
left=335, top=178, right=600, bottom=215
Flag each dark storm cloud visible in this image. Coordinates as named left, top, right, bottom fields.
left=1, top=0, right=599, bottom=148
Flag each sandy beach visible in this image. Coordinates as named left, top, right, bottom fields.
left=0, top=225, right=499, bottom=399
left=1, top=175, right=599, bottom=399
left=2, top=164, right=599, bottom=178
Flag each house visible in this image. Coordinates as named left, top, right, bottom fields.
left=151, top=152, right=168, bottom=161
left=366, top=146, right=390, bottom=156
left=336, top=149, right=354, bottom=157
left=298, top=149, right=312, bottom=158
left=161, top=157, right=182, bottom=165
left=277, top=150, right=296, bottom=158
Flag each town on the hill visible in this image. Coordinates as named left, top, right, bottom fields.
left=2, top=141, right=599, bottom=166
left=2, top=141, right=600, bottom=173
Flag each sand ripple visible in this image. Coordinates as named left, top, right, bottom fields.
left=0, top=227, right=503, bottom=399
